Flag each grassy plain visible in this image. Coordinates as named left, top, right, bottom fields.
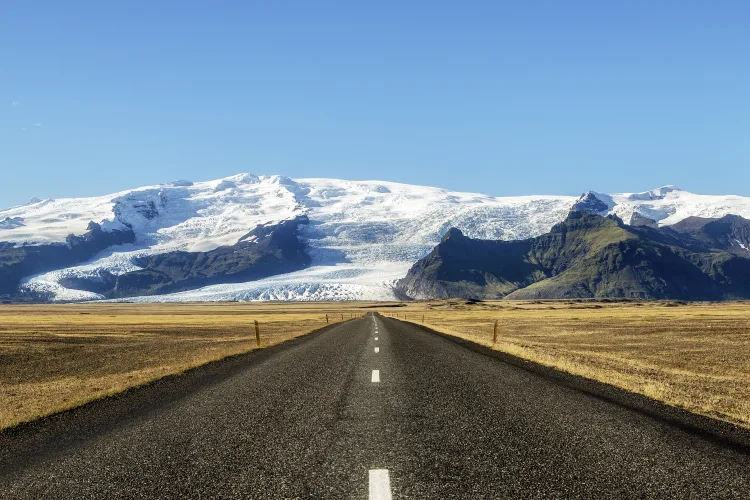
left=2, top=300, right=748, bottom=431
left=387, top=300, right=750, bottom=428
left=0, top=302, right=367, bottom=429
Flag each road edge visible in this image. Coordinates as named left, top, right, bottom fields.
left=0, top=318, right=360, bottom=473
left=391, top=317, right=750, bottom=450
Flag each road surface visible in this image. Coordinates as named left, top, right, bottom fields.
left=1, top=313, right=748, bottom=499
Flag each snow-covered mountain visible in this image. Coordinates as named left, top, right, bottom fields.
left=571, top=185, right=750, bottom=227
left=2, top=174, right=750, bottom=302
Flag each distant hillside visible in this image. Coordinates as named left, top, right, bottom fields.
left=2, top=173, right=750, bottom=302
left=396, top=212, right=750, bottom=301
left=670, top=214, right=750, bottom=257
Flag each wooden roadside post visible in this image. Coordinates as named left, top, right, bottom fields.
left=493, top=319, right=498, bottom=344
left=326, top=314, right=329, bottom=324
left=341, top=314, right=344, bottom=321
left=254, top=320, right=261, bottom=347
left=422, top=314, right=425, bottom=324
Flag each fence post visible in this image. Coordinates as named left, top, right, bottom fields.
left=255, top=320, right=261, bottom=347
left=493, top=319, right=498, bottom=344
left=326, top=314, right=329, bottom=324
left=422, top=314, right=425, bottom=324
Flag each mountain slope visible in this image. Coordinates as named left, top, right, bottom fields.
left=397, top=212, right=750, bottom=301
left=0, top=223, right=135, bottom=298
left=670, top=214, right=750, bottom=257
left=2, top=175, right=576, bottom=301
left=2, top=175, right=750, bottom=302
left=57, top=217, right=310, bottom=299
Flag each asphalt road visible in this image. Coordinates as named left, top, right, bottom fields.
left=1, top=313, right=749, bottom=499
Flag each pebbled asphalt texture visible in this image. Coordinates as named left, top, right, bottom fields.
left=0, top=313, right=749, bottom=499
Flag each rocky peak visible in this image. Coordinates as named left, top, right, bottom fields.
left=571, top=191, right=609, bottom=214
left=628, top=212, right=659, bottom=228
left=441, top=227, right=465, bottom=242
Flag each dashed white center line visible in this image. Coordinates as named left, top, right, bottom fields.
left=369, top=469, right=392, bottom=500
left=375, top=337, right=379, bottom=341
left=374, top=347, right=380, bottom=353
left=371, top=370, right=380, bottom=383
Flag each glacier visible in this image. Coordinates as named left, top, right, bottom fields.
left=2, top=174, right=750, bottom=302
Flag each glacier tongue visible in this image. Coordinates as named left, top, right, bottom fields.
left=119, top=263, right=410, bottom=302
left=4, top=175, right=750, bottom=302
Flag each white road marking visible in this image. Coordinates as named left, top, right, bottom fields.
left=371, top=370, right=380, bottom=383
left=374, top=347, right=380, bottom=353
left=375, top=337, right=378, bottom=341
left=369, top=469, right=392, bottom=500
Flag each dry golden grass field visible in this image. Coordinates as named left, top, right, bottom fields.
left=0, top=302, right=367, bottom=429
left=1, top=300, right=748, bottom=431
left=387, top=300, right=750, bottom=429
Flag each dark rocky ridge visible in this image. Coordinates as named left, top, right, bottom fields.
left=629, top=212, right=659, bottom=228
left=571, top=191, right=610, bottom=214
left=0, top=222, right=135, bottom=299
left=59, top=216, right=311, bottom=298
left=397, top=212, right=750, bottom=301
left=671, top=214, right=750, bottom=257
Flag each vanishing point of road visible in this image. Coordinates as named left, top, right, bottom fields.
left=1, top=314, right=748, bottom=499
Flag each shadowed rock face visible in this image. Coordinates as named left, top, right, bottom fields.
left=671, top=214, right=750, bottom=257
left=397, top=212, right=750, bottom=301
left=628, top=212, right=659, bottom=228
left=0, top=222, right=135, bottom=299
left=396, top=227, right=541, bottom=300
left=571, top=192, right=609, bottom=214
left=57, top=216, right=312, bottom=298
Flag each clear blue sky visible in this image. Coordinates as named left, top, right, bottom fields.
left=2, top=1, right=748, bottom=207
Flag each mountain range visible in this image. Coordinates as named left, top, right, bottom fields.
left=1, top=174, right=750, bottom=302
left=396, top=211, right=750, bottom=300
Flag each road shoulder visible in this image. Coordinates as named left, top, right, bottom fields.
left=392, top=318, right=750, bottom=450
